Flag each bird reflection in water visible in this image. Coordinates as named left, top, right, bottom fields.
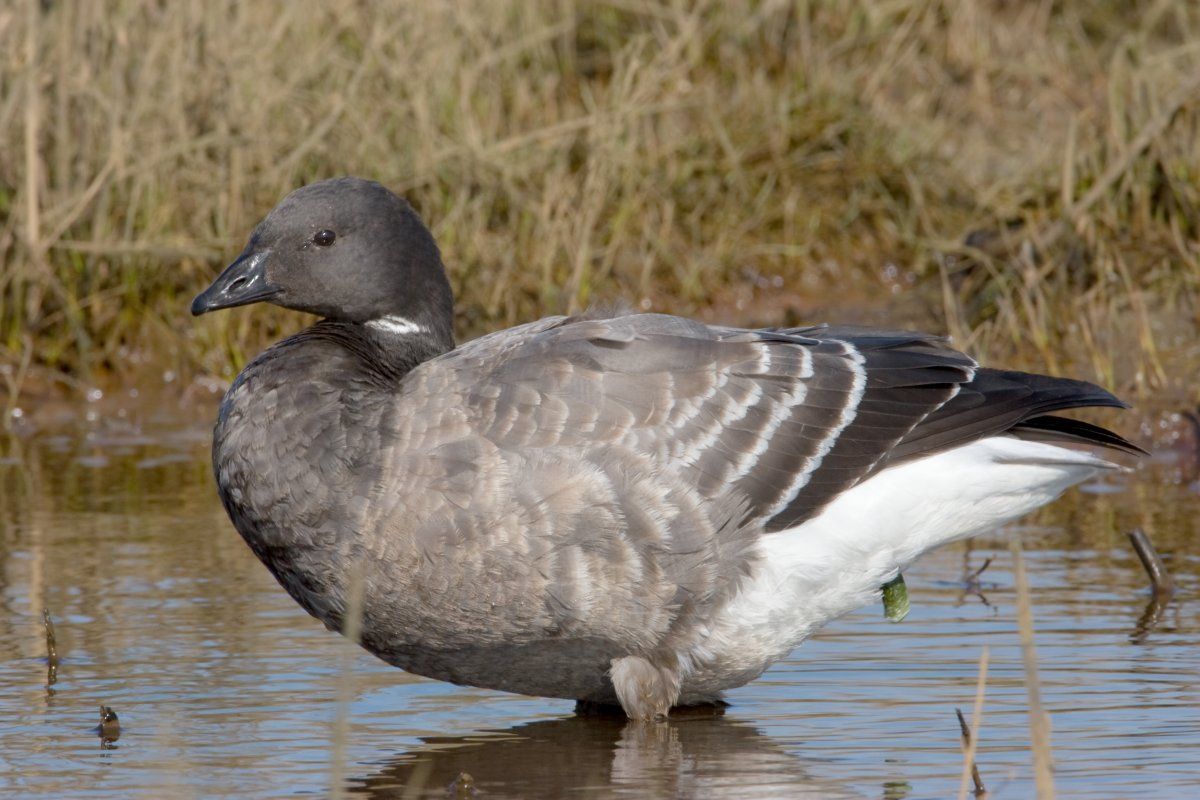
left=346, top=711, right=856, bottom=799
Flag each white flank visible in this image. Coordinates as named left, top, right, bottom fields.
left=681, top=435, right=1118, bottom=699
left=366, top=315, right=427, bottom=335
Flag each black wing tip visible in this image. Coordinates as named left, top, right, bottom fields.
left=1012, top=415, right=1148, bottom=457
left=1004, top=374, right=1145, bottom=455
left=980, top=369, right=1132, bottom=410
left=1083, top=381, right=1132, bottom=411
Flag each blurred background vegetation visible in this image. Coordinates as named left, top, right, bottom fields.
left=1, top=0, right=1198, bottom=409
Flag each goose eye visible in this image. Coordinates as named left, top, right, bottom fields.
left=313, top=229, right=336, bottom=247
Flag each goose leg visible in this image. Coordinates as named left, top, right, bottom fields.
left=609, top=655, right=682, bottom=720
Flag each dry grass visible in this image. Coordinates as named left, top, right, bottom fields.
left=1010, top=538, right=1055, bottom=799
left=1, top=0, right=1198, bottom=399
left=956, top=646, right=989, bottom=800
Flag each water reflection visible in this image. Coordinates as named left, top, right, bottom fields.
left=351, top=715, right=855, bottom=799
left=0, top=408, right=1198, bottom=799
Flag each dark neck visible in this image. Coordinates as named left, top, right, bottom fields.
left=307, top=318, right=455, bottom=382
left=361, top=259, right=457, bottom=367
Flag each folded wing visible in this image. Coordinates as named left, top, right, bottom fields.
left=428, top=313, right=1132, bottom=536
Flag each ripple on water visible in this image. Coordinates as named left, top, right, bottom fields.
left=0, top=423, right=1197, bottom=799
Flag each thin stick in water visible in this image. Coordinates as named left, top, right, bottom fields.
left=1010, top=539, right=1055, bottom=800
left=1127, top=528, right=1174, bottom=599
left=950, top=647, right=988, bottom=800
left=956, top=709, right=986, bottom=797
left=43, top=608, right=58, bottom=687
left=43, top=608, right=58, bottom=666
left=956, top=646, right=989, bottom=799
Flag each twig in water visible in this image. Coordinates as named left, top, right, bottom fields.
left=1131, top=595, right=1170, bottom=645
left=1126, top=528, right=1174, bottom=600
left=43, top=609, right=58, bottom=686
left=448, top=771, right=476, bottom=798
left=43, top=608, right=58, bottom=665
left=97, top=705, right=120, bottom=748
left=956, top=647, right=989, bottom=800
left=1010, top=539, right=1055, bottom=800
left=958, top=554, right=996, bottom=608
left=966, top=557, right=993, bottom=583
left=956, top=709, right=986, bottom=798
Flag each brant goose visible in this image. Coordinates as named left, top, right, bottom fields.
left=192, top=177, right=1139, bottom=720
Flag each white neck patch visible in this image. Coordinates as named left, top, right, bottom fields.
left=365, top=315, right=427, bottom=336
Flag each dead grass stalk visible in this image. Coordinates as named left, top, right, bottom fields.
left=0, top=1, right=1196, bottom=399
left=1010, top=538, right=1055, bottom=800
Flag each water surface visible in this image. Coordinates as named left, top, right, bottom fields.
left=0, top=407, right=1197, bottom=799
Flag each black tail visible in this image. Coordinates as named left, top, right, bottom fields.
left=1010, top=415, right=1145, bottom=456
left=882, top=368, right=1143, bottom=467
